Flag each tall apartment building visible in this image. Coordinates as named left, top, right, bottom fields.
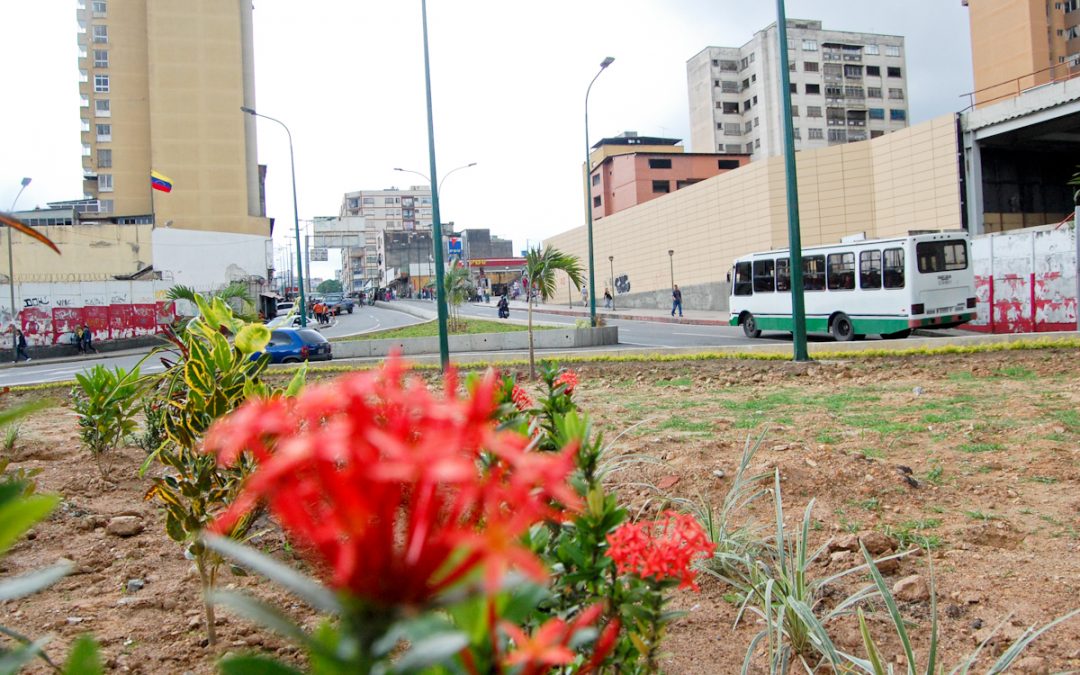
left=687, top=20, right=909, bottom=159
left=338, top=186, right=434, bottom=285
left=77, top=0, right=268, bottom=235
left=963, top=0, right=1080, bottom=106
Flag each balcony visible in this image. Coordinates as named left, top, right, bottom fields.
left=80, top=94, right=90, bottom=108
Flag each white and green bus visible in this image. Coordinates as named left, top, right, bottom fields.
left=729, top=233, right=976, bottom=341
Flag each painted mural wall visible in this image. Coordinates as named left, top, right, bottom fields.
left=0, top=281, right=176, bottom=347
left=969, top=225, right=1077, bottom=333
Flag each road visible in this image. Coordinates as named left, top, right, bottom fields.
left=0, top=304, right=424, bottom=388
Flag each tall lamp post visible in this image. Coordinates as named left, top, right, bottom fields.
left=608, top=255, right=615, bottom=311
left=394, top=162, right=476, bottom=195
left=668, top=249, right=675, bottom=290
left=7, top=177, right=31, bottom=362
left=240, top=106, right=307, bottom=327
left=584, top=57, right=615, bottom=328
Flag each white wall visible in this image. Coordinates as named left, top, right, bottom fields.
left=152, top=228, right=271, bottom=292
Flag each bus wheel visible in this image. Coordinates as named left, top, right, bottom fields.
left=742, top=313, right=762, bottom=338
left=831, top=313, right=855, bottom=342
left=883, top=329, right=911, bottom=339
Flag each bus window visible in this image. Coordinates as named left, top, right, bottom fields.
left=733, top=261, right=753, bottom=295
left=753, top=259, right=775, bottom=292
left=803, top=255, right=826, bottom=291
left=860, top=250, right=882, bottom=289
left=916, top=240, right=968, bottom=273
left=883, top=248, right=904, bottom=288
left=827, top=252, right=855, bottom=290
left=776, top=258, right=791, bottom=292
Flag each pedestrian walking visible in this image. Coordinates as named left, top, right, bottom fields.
left=671, top=284, right=683, bottom=318
left=13, top=329, right=31, bottom=362
left=74, top=325, right=86, bottom=353
left=604, top=289, right=613, bottom=310
left=581, top=286, right=589, bottom=307
left=81, top=324, right=97, bottom=353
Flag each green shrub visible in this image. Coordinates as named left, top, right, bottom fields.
left=72, top=365, right=141, bottom=478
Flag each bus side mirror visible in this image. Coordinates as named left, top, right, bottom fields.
left=726, top=272, right=732, bottom=283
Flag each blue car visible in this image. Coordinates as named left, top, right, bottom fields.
left=253, top=328, right=332, bottom=364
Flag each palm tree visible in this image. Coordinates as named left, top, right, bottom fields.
left=523, top=246, right=583, bottom=379
left=168, top=283, right=257, bottom=324
left=443, top=265, right=474, bottom=331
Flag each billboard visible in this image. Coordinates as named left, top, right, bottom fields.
left=310, top=247, right=329, bottom=262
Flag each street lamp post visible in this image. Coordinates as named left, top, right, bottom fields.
left=7, top=177, right=31, bottom=362
left=240, top=106, right=306, bottom=327
left=668, top=249, right=675, bottom=290
left=394, top=162, right=477, bottom=195
left=584, top=56, right=615, bottom=328
left=608, top=255, right=615, bottom=311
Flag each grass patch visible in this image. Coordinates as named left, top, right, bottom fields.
left=819, top=391, right=881, bottom=412
left=881, top=518, right=944, bottom=549
left=841, top=414, right=923, bottom=435
left=656, top=376, right=693, bottom=387
left=991, top=366, right=1037, bottom=380
left=815, top=429, right=840, bottom=444
left=655, top=417, right=713, bottom=433
left=334, top=318, right=552, bottom=342
left=1051, top=409, right=1080, bottom=433
left=1027, top=475, right=1059, bottom=485
left=957, top=442, right=1004, bottom=454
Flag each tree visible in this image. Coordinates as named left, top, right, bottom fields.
left=523, top=246, right=583, bottom=378
left=168, top=283, right=256, bottom=323
left=443, top=265, right=474, bottom=332
left=316, top=279, right=342, bottom=294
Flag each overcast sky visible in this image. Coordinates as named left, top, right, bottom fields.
left=3, top=1, right=973, bottom=277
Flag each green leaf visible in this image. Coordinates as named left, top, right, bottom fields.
left=219, top=655, right=303, bottom=675
left=0, top=562, right=73, bottom=602
left=61, top=635, right=102, bottom=675
left=0, top=492, right=59, bottom=555
left=234, top=324, right=271, bottom=356
left=203, top=535, right=340, bottom=614
left=284, top=364, right=308, bottom=398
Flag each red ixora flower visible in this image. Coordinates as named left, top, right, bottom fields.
left=203, top=354, right=581, bottom=607
left=553, top=370, right=579, bottom=394
left=511, top=384, right=534, bottom=411
left=606, top=511, right=716, bottom=590
left=500, top=603, right=616, bottom=675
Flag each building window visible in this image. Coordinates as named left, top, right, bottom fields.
left=791, top=105, right=799, bottom=116
left=724, top=122, right=742, bottom=136
left=93, top=49, right=108, bottom=68
left=868, top=87, right=883, bottom=98
left=746, top=142, right=754, bottom=153
left=719, top=59, right=738, bottom=71
left=593, top=195, right=601, bottom=207
left=802, top=39, right=818, bottom=51
left=789, top=61, right=796, bottom=71
left=787, top=38, right=796, bottom=51
left=804, top=61, right=819, bottom=72
left=807, top=106, right=822, bottom=117
left=384, top=197, right=399, bottom=205
left=887, top=66, right=902, bottom=78
left=793, top=127, right=801, bottom=139
left=721, top=80, right=739, bottom=93
left=97, top=148, right=112, bottom=168
left=92, top=0, right=107, bottom=14
left=885, top=45, right=901, bottom=57
left=722, top=101, right=739, bottom=114
left=890, top=108, right=906, bottom=121
left=805, top=83, right=821, bottom=94
left=844, top=65, right=863, bottom=78
left=888, top=88, right=904, bottom=99
left=740, top=56, right=749, bottom=70
left=869, top=108, right=885, bottom=120
left=724, top=144, right=742, bottom=153
left=94, top=99, right=110, bottom=117
left=652, top=180, right=670, bottom=194
left=591, top=173, right=600, bottom=185
left=752, top=95, right=758, bottom=104
left=865, top=44, right=880, bottom=55
left=718, top=159, right=741, bottom=169
left=828, top=128, right=847, bottom=143
left=98, top=199, right=113, bottom=213
left=94, top=74, right=109, bottom=92
left=870, top=130, right=885, bottom=138
left=754, top=138, right=761, bottom=148
left=362, top=197, right=374, bottom=205
left=808, top=128, right=824, bottom=140
left=96, top=123, right=111, bottom=141
left=866, top=65, right=880, bottom=77
left=648, top=158, right=673, bottom=169
left=754, top=117, right=760, bottom=127
left=790, top=83, right=797, bottom=93
left=97, top=174, right=113, bottom=192
left=92, top=25, right=108, bottom=43
left=743, top=99, right=751, bottom=112
left=744, top=121, right=753, bottom=133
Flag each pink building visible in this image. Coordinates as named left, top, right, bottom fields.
left=587, top=135, right=749, bottom=220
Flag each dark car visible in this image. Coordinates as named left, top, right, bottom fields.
left=323, top=294, right=355, bottom=315
left=253, top=328, right=332, bottom=364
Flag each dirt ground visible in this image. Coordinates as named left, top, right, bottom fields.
left=1, top=347, right=1078, bottom=673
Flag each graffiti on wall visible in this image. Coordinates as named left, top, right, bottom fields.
left=614, top=274, right=631, bottom=295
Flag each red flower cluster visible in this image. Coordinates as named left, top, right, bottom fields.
left=500, top=604, right=619, bottom=675
left=554, top=370, right=579, bottom=395
left=204, top=355, right=581, bottom=607
left=605, top=511, right=716, bottom=590
left=511, top=384, right=534, bottom=411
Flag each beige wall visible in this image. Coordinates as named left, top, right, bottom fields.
left=1, top=224, right=153, bottom=283
left=547, top=115, right=962, bottom=298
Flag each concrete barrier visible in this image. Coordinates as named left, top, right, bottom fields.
left=332, top=326, right=619, bottom=359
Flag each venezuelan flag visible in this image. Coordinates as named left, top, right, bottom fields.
left=150, top=170, right=173, bottom=193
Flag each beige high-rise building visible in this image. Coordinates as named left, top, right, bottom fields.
left=77, top=0, right=268, bottom=235
left=339, top=186, right=434, bottom=286
left=962, top=0, right=1080, bottom=106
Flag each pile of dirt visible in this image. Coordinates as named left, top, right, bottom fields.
left=1, top=348, right=1078, bottom=673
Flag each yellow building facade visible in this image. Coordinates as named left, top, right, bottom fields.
left=547, top=115, right=962, bottom=304
left=78, top=0, right=268, bottom=235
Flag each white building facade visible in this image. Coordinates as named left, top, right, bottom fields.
left=339, top=186, right=434, bottom=284
left=687, top=19, right=909, bottom=158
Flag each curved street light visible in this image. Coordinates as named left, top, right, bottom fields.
left=7, top=177, right=31, bottom=362
left=584, top=56, right=615, bottom=327
left=393, top=162, right=477, bottom=194
left=240, top=106, right=307, bottom=327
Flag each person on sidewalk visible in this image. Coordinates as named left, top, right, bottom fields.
left=14, top=329, right=31, bottom=362
left=580, top=286, right=588, bottom=307
left=74, top=325, right=86, bottom=354
left=604, top=289, right=613, bottom=310
left=671, top=284, right=683, bottom=318
left=81, top=324, right=97, bottom=353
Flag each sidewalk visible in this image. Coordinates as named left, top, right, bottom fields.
left=504, top=299, right=730, bottom=326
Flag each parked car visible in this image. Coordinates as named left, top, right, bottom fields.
left=252, top=328, right=332, bottom=364
left=275, top=301, right=295, bottom=317
left=323, top=294, right=355, bottom=315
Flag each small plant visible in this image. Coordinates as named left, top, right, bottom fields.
left=72, top=365, right=141, bottom=478
left=134, top=396, right=167, bottom=456
left=2, top=423, right=19, bottom=453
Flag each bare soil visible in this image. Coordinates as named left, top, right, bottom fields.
left=2, top=348, right=1079, bottom=673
